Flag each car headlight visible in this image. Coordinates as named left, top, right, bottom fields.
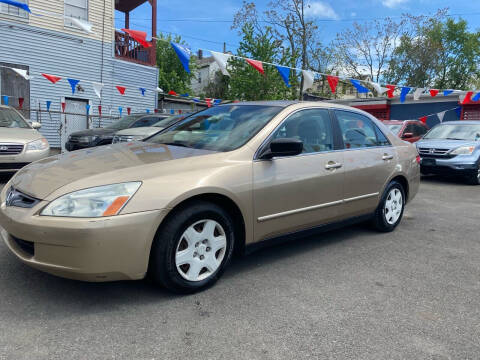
left=40, top=182, right=141, bottom=217
left=26, top=138, right=49, bottom=151
left=450, top=146, right=475, bottom=155
left=77, top=136, right=97, bottom=143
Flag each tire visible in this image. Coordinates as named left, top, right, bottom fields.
left=466, top=167, right=480, bottom=185
left=149, top=201, right=235, bottom=294
left=372, top=181, right=406, bottom=232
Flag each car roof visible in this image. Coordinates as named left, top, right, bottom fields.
left=218, top=100, right=367, bottom=112
left=442, top=120, right=480, bottom=125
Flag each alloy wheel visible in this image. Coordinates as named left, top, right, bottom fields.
left=175, top=219, right=227, bottom=282
left=384, top=188, right=403, bottom=225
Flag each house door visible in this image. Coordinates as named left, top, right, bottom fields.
left=61, top=98, right=89, bottom=151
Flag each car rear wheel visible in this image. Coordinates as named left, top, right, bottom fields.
left=149, top=201, right=235, bottom=293
left=372, top=181, right=405, bottom=232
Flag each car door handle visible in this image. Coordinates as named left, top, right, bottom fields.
left=382, top=154, right=394, bottom=161
left=325, top=162, right=343, bottom=170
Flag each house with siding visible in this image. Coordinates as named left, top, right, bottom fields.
left=0, top=0, right=158, bottom=149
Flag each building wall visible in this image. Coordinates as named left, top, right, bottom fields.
left=0, top=19, right=158, bottom=148
left=190, top=59, right=219, bottom=95
left=390, top=101, right=459, bottom=128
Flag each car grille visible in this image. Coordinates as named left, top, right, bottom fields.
left=11, top=235, right=34, bottom=256
left=418, top=147, right=453, bottom=158
left=112, top=135, right=134, bottom=143
left=0, top=162, right=29, bottom=170
left=0, top=143, right=24, bottom=155
left=68, top=136, right=81, bottom=143
left=5, top=187, right=41, bottom=208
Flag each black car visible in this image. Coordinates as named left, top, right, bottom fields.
left=65, top=114, right=171, bottom=151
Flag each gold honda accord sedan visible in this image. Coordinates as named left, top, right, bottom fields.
left=0, top=101, right=420, bottom=293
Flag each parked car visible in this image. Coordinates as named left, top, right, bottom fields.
left=384, top=120, right=429, bottom=143
left=417, top=121, right=480, bottom=184
left=112, top=114, right=186, bottom=144
left=65, top=113, right=171, bottom=151
left=0, top=101, right=420, bottom=293
left=0, top=105, right=50, bottom=172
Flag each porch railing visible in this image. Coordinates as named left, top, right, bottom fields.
left=114, top=31, right=156, bottom=66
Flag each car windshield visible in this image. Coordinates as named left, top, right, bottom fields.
left=0, top=108, right=30, bottom=129
left=106, top=115, right=144, bottom=130
left=147, top=105, right=282, bottom=152
left=153, top=115, right=185, bottom=128
left=424, top=123, right=480, bottom=141
left=386, top=124, right=402, bottom=134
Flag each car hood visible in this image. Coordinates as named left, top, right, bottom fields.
left=69, top=128, right=117, bottom=137
left=416, top=139, right=479, bottom=150
left=115, top=127, right=163, bottom=137
left=11, top=142, right=217, bottom=199
left=0, top=127, right=43, bottom=144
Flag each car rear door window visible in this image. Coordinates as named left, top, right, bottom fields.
left=335, top=111, right=389, bottom=148
left=271, top=109, right=334, bottom=154
left=131, top=117, right=162, bottom=128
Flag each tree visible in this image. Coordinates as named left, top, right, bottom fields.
left=156, top=33, right=195, bottom=94
left=227, top=24, right=292, bottom=101
left=201, top=70, right=229, bottom=99
left=386, top=15, right=480, bottom=89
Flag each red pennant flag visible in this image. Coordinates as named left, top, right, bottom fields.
left=205, top=98, right=212, bottom=107
left=168, top=90, right=177, bottom=96
left=18, top=97, right=24, bottom=109
left=127, top=107, right=131, bottom=115
left=429, top=89, right=439, bottom=97
left=419, top=116, right=428, bottom=124
left=98, top=105, right=102, bottom=116
left=386, top=85, right=396, bottom=98
left=61, top=102, right=66, bottom=112
left=116, top=86, right=126, bottom=95
left=327, top=76, right=339, bottom=93
left=245, top=59, right=264, bottom=75
left=121, top=28, right=152, bottom=48
left=462, top=91, right=474, bottom=104
left=154, top=108, right=159, bottom=113
left=42, top=73, right=62, bottom=84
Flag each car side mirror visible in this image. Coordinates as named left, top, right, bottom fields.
left=402, top=132, right=413, bottom=139
left=260, top=138, right=303, bottom=159
left=31, top=121, right=42, bottom=129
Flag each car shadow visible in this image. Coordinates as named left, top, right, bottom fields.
left=1, top=222, right=375, bottom=318
left=420, top=174, right=471, bottom=186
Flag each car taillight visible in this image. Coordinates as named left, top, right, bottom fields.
left=416, top=155, right=421, bottom=164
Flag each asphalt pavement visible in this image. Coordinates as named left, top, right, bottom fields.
left=0, top=174, right=479, bottom=359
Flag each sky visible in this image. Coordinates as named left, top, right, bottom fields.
left=115, top=0, right=480, bottom=56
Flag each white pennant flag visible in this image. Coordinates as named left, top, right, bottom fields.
left=437, top=110, right=447, bottom=123
left=370, top=82, right=389, bottom=95
left=92, top=82, right=104, bottom=99
left=156, top=87, right=164, bottom=93
left=413, top=88, right=424, bottom=101
left=211, top=51, right=232, bottom=76
left=11, top=68, right=33, bottom=80
left=68, top=17, right=93, bottom=33
left=302, top=70, right=315, bottom=92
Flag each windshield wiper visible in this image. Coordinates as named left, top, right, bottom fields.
left=445, top=137, right=466, bottom=141
left=162, top=142, right=191, bottom=148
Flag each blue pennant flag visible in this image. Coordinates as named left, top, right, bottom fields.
left=454, top=106, right=462, bottom=119
left=139, top=88, right=146, bottom=96
left=350, top=79, right=369, bottom=93
left=276, top=65, right=291, bottom=87
left=46, top=100, right=51, bottom=111
left=192, top=98, right=200, bottom=103
left=0, top=0, right=31, bottom=12
left=2, top=95, right=8, bottom=106
left=180, top=93, right=189, bottom=97
left=443, top=90, right=454, bottom=96
left=67, top=78, right=80, bottom=95
left=472, top=92, right=480, bottom=102
left=171, top=42, right=191, bottom=73
left=146, top=109, right=150, bottom=114
left=213, top=99, right=222, bottom=105
left=400, top=87, right=411, bottom=103
left=118, top=107, right=123, bottom=116
left=170, top=109, right=175, bottom=114
left=85, top=104, right=90, bottom=114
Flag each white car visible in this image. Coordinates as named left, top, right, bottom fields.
left=112, top=114, right=186, bottom=143
left=0, top=105, right=50, bottom=172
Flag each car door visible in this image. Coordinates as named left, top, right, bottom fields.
left=253, top=108, right=345, bottom=241
left=334, top=110, right=396, bottom=218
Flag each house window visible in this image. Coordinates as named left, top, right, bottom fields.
left=0, top=0, right=29, bottom=19
left=64, top=0, right=88, bottom=29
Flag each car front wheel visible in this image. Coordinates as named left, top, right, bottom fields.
left=466, top=167, right=480, bottom=185
left=149, top=201, right=235, bottom=293
left=372, top=181, right=405, bottom=232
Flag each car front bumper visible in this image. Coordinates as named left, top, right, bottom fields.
left=420, top=156, right=478, bottom=176
left=0, top=197, right=166, bottom=282
left=0, top=147, right=50, bottom=172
